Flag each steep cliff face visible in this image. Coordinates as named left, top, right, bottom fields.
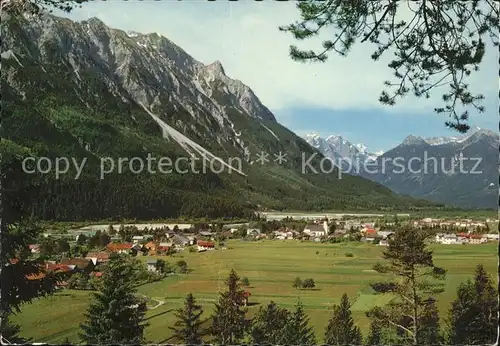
left=2, top=13, right=278, bottom=157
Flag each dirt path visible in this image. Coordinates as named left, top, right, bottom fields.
left=148, top=297, right=165, bottom=309
left=137, top=294, right=165, bottom=310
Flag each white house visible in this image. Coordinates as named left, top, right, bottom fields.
left=468, top=237, right=487, bottom=244
left=436, top=234, right=462, bottom=244
left=131, top=235, right=153, bottom=244
left=172, top=234, right=190, bottom=248
left=197, top=240, right=215, bottom=251
left=247, top=228, right=261, bottom=236
left=146, top=259, right=157, bottom=272
left=303, top=224, right=327, bottom=238
left=482, top=233, right=499, bottom=241
left=377, top=231, right=394, bottom=240
left=186, top=235, right=196, bottom=245
left=274, top=230, right=294, bottom=240
left=132, top=235, right=144, bottom=244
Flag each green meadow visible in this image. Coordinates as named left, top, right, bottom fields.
left=12, top=240, right=497, bottom=343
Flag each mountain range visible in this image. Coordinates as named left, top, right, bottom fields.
left=303, top=133, right=382, bottom=172
left=1, top=12, right=441, bottom=221
left=304, top=129, right=498, bottom=209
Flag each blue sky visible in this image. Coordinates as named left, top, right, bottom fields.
left=58, top=1, right=497, bottom=152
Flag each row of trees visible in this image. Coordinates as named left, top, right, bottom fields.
left=292, top=277, right=316, bottom=290
left=2, top=214, right=498, bottom=345
left=37, top=230, right=112, bottom=260
left=78, top=250, right=498, bottom=345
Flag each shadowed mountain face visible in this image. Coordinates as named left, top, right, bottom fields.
left=1, top=12, right=439, bottom=221
left=358, top=130, right=498, bottom=209
left=305, top=130, right=497, bottom=209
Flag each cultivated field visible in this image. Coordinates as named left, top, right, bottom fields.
left=12, top=240, right=497, bottom=343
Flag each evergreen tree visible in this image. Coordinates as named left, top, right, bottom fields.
left=250, top=301, right=290, bottom=344
left=98, top=232, right=111, bottom=248
left=417, top=297, right=443, bottom=345
left=210, top=269, right=249, bottom=344
left=284, top=300, right=316, bottom=345
left=448, top=264, right=498, bottom=345
left=79, top=253, right=148, bottom=344
left=292, top=276, right=302, bottom=289
left=2, top=0, right=87, bottom=15
left=55, top=238, right=70, bottom=254
left=367, top=228, right=446, bottom=345
left=155, top=259, right=166, bottom=274
left=169, top=293, right=205, bottom=345
left=241, top=277, right=251, bottom=287
left=0, top=314, right=29, bottom=344
left=324, top=293, right=362, bottom=345
left=329, top=222, right=337, bottom=233
left=107, top=224, right=116, bottom=236
left=1, top=157, right=61, bottom=342
left=280, top=1, right=498, bottom=132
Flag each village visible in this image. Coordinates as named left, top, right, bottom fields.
left=22, top=215, right=498, bottom=289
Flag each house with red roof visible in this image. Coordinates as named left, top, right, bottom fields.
left=362, top=228, right=377, bottom=236
left=19, top=262, right=73, bottom=287
left=106, top=242, right=141, bottom=254
left=26, top=272, right=46, bottom=281
left=45, top=263, right=73, bottom=273
left=85, top=252, right=110, bottom=265
left=458, top=233, right=487, bottom=244
left=197, top=240, right=215, bottom=252
left=60, top=258, right=95, bottom=273
left=90, top=271, right=103, bottom=278
left=45, top=263, right=73, bottom=287
left=28, top=244, right=40, bottom=254
left=158, top=245, right=171, bottom=254
left=360, top=227, right=377, bottom=241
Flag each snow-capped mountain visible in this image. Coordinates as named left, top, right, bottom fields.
left=304, top=133, right=383, bottom=172
left=304, top=128, right=498, bottom=209
left=424, top=127, right=484, bottom=146
left=400, top=127, right=488, bottom=147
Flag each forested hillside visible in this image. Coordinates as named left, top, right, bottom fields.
left=1, top=12, right=441, bottom=221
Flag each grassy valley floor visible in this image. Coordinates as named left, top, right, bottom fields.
left=12, top=240, right=498, bottom=343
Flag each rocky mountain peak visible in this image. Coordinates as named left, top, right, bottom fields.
left=207, top=60, right=225, bottom=75
left=303, top=133, right=382, bottom=171
left=463, top=128, right=498, bottom=147
left=402, top=135, right=426, bottom=146
left=85, top=16, right=108, bottom=31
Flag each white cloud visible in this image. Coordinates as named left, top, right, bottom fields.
left=63, top=1, right=497, bottom=115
